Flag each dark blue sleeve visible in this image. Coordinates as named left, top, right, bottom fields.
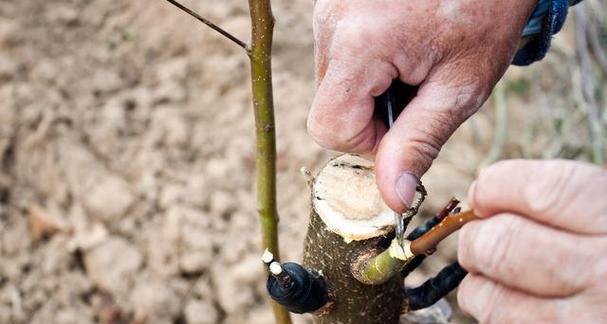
left=513, top=0, right=584, bottom=66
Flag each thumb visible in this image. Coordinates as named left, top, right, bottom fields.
left=375, top=74, right=484, bottom=212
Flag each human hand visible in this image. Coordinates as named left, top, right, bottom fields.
left=307, top=0, right=537, bottom=212
left=458, top=160, right=607, bottom=323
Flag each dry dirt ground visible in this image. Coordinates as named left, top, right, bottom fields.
left=0, top=1, right=604, bottom=324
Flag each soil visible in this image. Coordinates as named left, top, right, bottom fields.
left=0, top=0, right=600, bottom=324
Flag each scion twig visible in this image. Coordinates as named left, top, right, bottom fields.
left=410, top=210, right=477, bottom=255
left=401, top=198, right=460, bottom=277
left=164, top=0, right=249, bottom=51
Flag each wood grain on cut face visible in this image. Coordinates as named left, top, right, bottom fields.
left=313, top=154, right=394, bottom=242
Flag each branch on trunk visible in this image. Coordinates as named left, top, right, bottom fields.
left=164, top=0, right=249, bottom=51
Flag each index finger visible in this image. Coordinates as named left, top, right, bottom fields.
left=469, top=159, right=607, bottom=234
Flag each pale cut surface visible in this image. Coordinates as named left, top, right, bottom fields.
left=312, top=154, right=394, bottom=242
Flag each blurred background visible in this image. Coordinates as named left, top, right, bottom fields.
left=0, top=0, right=605, bottom=323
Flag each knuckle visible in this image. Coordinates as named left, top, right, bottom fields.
left=403, top=138, right=440, bottom=172
left=451, top=85, right=486, bottom=116
left=402, top=110, right=456, bottom=166
left=333, top=17, right=386, bottom=57
left=524, top=161, right=579, bottom=217
left=456, top=277, right=474, bottom=313
left=552, top=239, right=597, bottom=294
left=457, top=223, right=479, bottom=270
left=306, top=113, right=375, bottom=153
left=477, top=281, right=506, bottom=324
left=469, top=216, right=518, bottom=275
left=592, top=240, right=607, bottom=283
left=306, top=113, right=337, bottom=149
left=333, top=29, right=365, bottom=57
left=481, top=159, right=512, bottom=175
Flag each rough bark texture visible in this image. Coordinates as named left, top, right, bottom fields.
left=303, top=211, right=405, bottom=324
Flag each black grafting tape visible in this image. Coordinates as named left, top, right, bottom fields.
left=405, top=261, right=468, bottom=310
left=266, top=262, right=329, bottom=314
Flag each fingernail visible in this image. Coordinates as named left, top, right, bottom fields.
left=395, top=172, right=419, bottom=209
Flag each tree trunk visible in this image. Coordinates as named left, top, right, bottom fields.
left=303, top=154, right=405, bottom=324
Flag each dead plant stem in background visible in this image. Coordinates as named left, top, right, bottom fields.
left=575, top=5, right=605, bottom=164
left=247, top=1, right=292, bottom=323
left=481, top=81, right=508, bottom=168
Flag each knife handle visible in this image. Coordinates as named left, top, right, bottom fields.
left=374, top=79, right=418, bottom=128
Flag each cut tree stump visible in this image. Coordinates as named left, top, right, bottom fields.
left=303, top=154, right=406, bottom=324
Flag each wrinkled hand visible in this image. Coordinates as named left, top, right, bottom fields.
left=307, top=0, right=537, bottom=212
left=458, top=160, right=607, bottom=323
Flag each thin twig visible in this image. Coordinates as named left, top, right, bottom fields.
left=410, top=210, right=477, bottom=255
left=406, top=198, right=459, bottom=241
left=164, top=0, right=249, bottom=51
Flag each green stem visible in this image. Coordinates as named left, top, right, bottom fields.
left=353, top=239, right=411, bottom=285
left=248, top=1, right=292, bottom=323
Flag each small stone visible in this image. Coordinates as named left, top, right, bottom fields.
left=208, top=190, right=233, bottom=215
left=163, top=206, right=212, bottom=274
left=47, top=5, right=79, bottom=24
left=0, top=53, right=17, bottom=81
left=153, top=82, right=186, bottom=104
left=131, top=278, right=180, bottom=324
left=158, top=184, right=184, bottom=209
left=67, top=222, right=108, bottom=252
left=156, top=58, right=188, bottom=82
left=92, top=70, right=123, bottom=94
left=84, top=237, right=142, bottom=294
left=184, top=300, right=218, bottom=324
left=212, top=264, right=255, bottom=314
left=179, top=251, right=211, bottom=275
left=83, top=174, right=134, bottom=222
left=152, top=108, right=188, bottom=146
left=88, top=290, right=127, bottom=324
left=229, top=255, right=262, bottom=285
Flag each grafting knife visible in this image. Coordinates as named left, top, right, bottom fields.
left=374, top=79, right=418, bottom=244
